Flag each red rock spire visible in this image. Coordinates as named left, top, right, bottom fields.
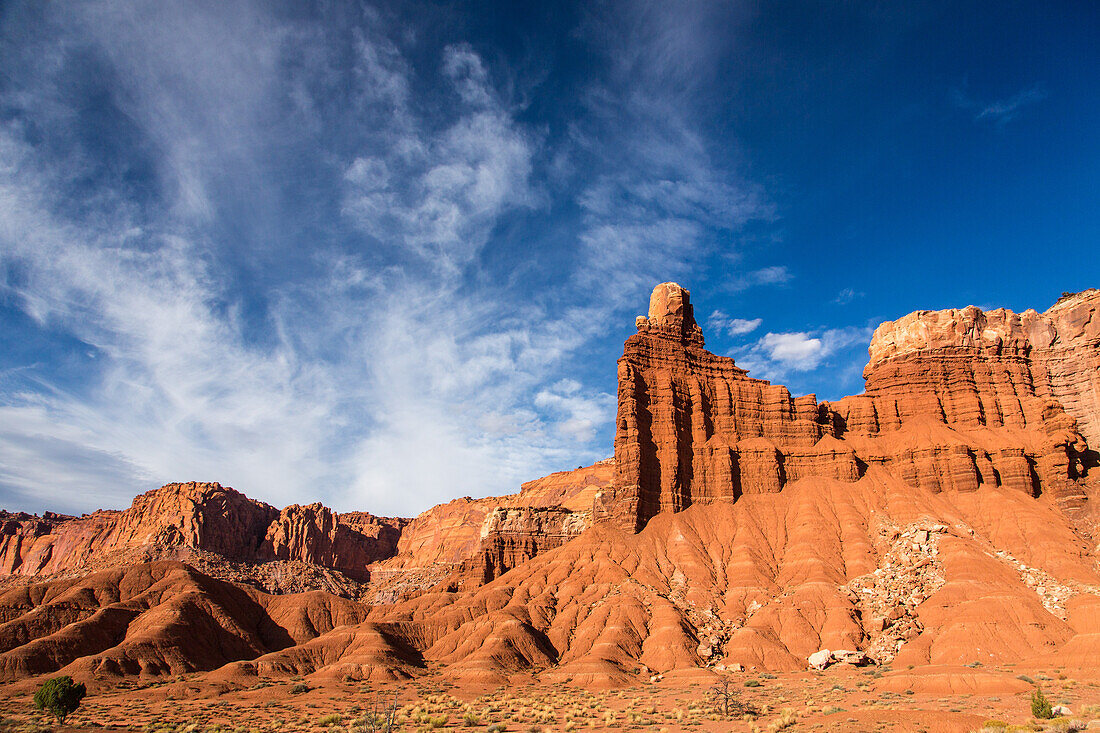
left=634, top=282, right=705, bottom=347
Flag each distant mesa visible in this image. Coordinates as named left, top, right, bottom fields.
left=0, top=282, right=1098, bottom=686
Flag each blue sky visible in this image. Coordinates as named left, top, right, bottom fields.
left=1, top=1, right=1096, bottom=517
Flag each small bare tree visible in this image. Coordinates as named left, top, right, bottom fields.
left=709, top=676, right=755, bottom=718
left=359, top=688, right=401, bottom=732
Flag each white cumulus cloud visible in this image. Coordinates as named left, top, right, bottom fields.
left=737, top=325, right=874, bottom=383
left=707, top=310, right=762, bottom=337
left=760, top=332, right=825, bottom=370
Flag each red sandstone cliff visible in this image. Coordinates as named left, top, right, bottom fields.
left=606, top=283, right=1097, bottom=532
left=0, top=283, right=1097, bottom=686
left=0, top=483, right=277, bottom=577
left=4, top=286, right=1096, bottom=593
left=605, top=283, right=838, bottom=531
left=367, top=459, right=611, bottom=595
left=0, top=483, right=406, bottom=588
left=851, top=288, right=1100, bottom=450
left=0, top=460, right=612, bottom=597
left=831, top=290, right=1098, bottom=502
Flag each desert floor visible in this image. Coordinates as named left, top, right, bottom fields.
left=0, top=662, right=1097, bottom=733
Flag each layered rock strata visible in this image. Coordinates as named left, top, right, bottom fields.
left=861, top=289, right=1100, bottom=449
left=0, top=283, right=1098, bottom=685
left=831, top=290, right=1099, bottom=501
left=607, top=284, right=1097, bottom=532
left=0, top=483, right=405, bottom=585
left=368, top=460, right=610, bottom=596
left=850, top=289, right=1100, bottom=450
left=605, top=283, right=837, bottom=531
left=0, top=461, right=612, bottom=597
left=449, top=505, right=590, bottom=590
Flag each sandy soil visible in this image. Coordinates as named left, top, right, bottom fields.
left=1, top=662, right=1096, bottom=733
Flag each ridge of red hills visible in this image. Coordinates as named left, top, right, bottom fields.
left=2, top=283, right=1099, bottom=704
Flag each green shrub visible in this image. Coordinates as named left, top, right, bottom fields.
left=1031, top=687, right=1053, bottom=719
left=317, top=713, right=342, bottom=726
left=463, top=712, right=480, bottom=726
left=289, top=682, right=310, bottom=694
left=744, top=679, right=761, bottom=688
left=33, top=675, right=86, bottom=725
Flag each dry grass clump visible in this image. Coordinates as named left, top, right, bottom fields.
left=1078, top=705, right=1100, bottom=720
left=980, top=724, right=1044, bottom=733
left=767, top=708, right=797, bottom=731
left=10, top=669, right=1085, bottom=733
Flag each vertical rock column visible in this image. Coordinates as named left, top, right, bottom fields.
left=609, top=283, right=828, bottom=532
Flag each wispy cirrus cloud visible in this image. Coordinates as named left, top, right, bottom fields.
left=0, top=0, right=776, bottom=517
left=0, top=0, right=620, bottom=517
left=953, top=82, right=1047, bottom=125
left=534, top=379, right=616, bottom=443
left=834, top=287, right=862, bottom=305
left=343, top=43, right=537, bottom=275
left=975, top=87, right=1047, bottom=124
left=570, top=0, right=773, bottom=309
left=719, top=265, right=793, bottom=292
left=0, top=118, right=344, bottom=510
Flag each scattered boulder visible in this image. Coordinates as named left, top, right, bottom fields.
left=808, top=649, right=871, bottom=670
left=832, top=650, right=870, bottom=666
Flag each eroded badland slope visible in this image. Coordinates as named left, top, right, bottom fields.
left=2, top=284, right=1099, bottom=731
